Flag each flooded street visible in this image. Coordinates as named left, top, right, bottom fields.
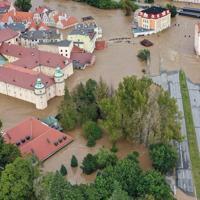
left=2, top=0, right=199, bottom=128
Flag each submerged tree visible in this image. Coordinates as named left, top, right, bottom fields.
left=120, top=0, right=138, bottom=16
left=15, top=0, right=32, bottom=12
left=166, top=4, right=177, bottom=18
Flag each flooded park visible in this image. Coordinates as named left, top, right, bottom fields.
left=0, top=1, right=199, bottom=199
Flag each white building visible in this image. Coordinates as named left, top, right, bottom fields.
left=174, top=0, right=200, bottom=3
left=195, top=23, right=200, bottom=56
left=0, top=67, right=65, bottom=109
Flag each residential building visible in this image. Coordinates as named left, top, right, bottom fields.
left=174, top=0, right=200, bottom=3
left=68, top=24, right=98, bottom=53
left=134, top=6, right=171, bottom=37
left=20, top=29, right=62, bottom=47
left=3, top=117, right=73, bottom=161
left=33, top=6, right=78, bottom=29
left=195, top=23, right=200, bottom=56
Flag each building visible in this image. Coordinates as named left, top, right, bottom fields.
left=195, top=23, right=200, bottom=56
left=0, top=43, right=73, bottom=109
left=68, top=25, right=98, bottom=53
left=0, top=66, right=65, bottom=109
left=0, top=28, right=19, bottom=44
left=3, top=117, right=73, bottom=161
left=134, top=6, right=171, bottom=37
left=38, top=40, right=74, bottom=58
left=20, top=29, right=62, bottom=47
left=0, top=43, right=73, bottom=79
left=33, top=6, right=78, bottom=29
left=0, top=0, right=10, bottom=14
left=174, top=0, right=200, bottom=3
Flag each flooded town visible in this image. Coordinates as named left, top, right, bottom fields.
left=0, top=0, right=199, bottom=200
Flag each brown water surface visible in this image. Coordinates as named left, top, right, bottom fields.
left=2, top=0, right=199, bottom=128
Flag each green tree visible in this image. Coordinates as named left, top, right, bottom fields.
left=60, top=164, right=67, bottom=176
left=120, top=0, right=138, bottom=16
left=87, top=135, right=96, bottom=147
left=149, top=143, right=178, bottom=174
left=0, top=142, right=21, bottom=171
left=109, top=181, right=131, bottom=200
left=99, top=97, right=122, bottom=144
left=144, top=0, right=154, bottom=3
left=0, top=157, right=37, bottom=200
left=14, top=0, right=32, bottom=12
left=166, top=4, right=177, bottom=18
left=71, top=155, right=78, bottom=167
left=96, top=148, right=118, bottom=169
left=0, top=119, right=2, bottom=130
left=59, top=88, right=77, bottom=131
left=81, top=154, right=97, bottom=175
left=73, top=80, right=99, bottom=123
left=137, top=49, right=150, bottom=63
left=83, top=121, right=102, bottom=140
left=138, top=170, right=174, bottom=200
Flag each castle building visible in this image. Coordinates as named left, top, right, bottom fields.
left=0, top=43, right=73, bottom=109
left=194, top=23, right=200, bottom=56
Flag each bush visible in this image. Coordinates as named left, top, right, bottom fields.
left=83, top=121, right=102, bottom=140
left=60, top=164, right=67, bottom=176
left=81, top=154, right=98, bottom=175
left=96, top=148, right=118, bottom=169
left=71, top=155, right=78, bottom=167
left=110, top=144, right=118, bottom=153
left=149, top=143, right=178, bottom=174
left=126, top=151, right=139, bottom=163
left=87, top=135, right=96, bottom=147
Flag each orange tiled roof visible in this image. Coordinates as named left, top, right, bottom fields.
left=4, top=117, right=73, bottom=161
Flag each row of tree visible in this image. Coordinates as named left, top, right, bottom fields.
left=33, top=150, right=175, bottom=200
left=59, top=76, right=181, bottom=148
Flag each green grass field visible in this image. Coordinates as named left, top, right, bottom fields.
left=179, top=71, right=200, bottom=199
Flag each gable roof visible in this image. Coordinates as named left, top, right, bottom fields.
left=3, top=117, right=73, bottom=161
left=0, top=65, right=54, bottom=90
left=0, top=43, right=71, bottom=69
left=0, top=28, right=18, bottom=42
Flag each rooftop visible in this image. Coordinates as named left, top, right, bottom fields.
left=44, top=39, right=72, bottom=47
left=3, top=117, right=73, bottom=161
left=0, top=43, right=71, bottom=69
left=142, top=6, right=167, bottom=14
left=0, top=28, right=19, bottom=42
left=0, top=66, right=54, bottom=90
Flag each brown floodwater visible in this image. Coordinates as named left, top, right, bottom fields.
left=2, top=0, right=199, bottom=128
left=2, top=1, right=199, bottom=199
left=42, top=129, right=152, bottom=184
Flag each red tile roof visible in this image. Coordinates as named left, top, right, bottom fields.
left=0, top=28, right=19, bottom=43
left=0, top=43, right=71, bottom=69
left=0, top=66, right=54, bottom=90
left=60, top=16, right=78, bottom=28
left=70, top=52, right=95, bottom=66
left=3, top=117, right=73, bottom=161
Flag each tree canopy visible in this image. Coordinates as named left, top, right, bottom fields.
left=15, top=0, right=32, bottom=12
left=0, top=157, right=37, bottom=200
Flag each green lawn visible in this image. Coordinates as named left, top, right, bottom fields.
left=179, top=71, right=200, bottom=199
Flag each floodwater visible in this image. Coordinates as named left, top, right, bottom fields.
left=1, top=1, right=199, bottom=199
left=42, top=129, right=152, bottom=184
left=2, top=0, right=199, bottom=128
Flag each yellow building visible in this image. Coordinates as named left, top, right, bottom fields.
left=138, top=7, right=171, bottom=33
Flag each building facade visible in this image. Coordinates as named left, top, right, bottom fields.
left=138, top=7, right=171, bottom=34
left=195, top=23, right=200, bottom=56
left=174, top=0, right=200, bottom=3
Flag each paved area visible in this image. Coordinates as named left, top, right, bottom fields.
left=187, top=79, right=200, bottom=152
left=152, top=71, right=195, bottom=196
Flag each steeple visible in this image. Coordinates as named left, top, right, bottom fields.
left=34, top=78, right=45, bottom=89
